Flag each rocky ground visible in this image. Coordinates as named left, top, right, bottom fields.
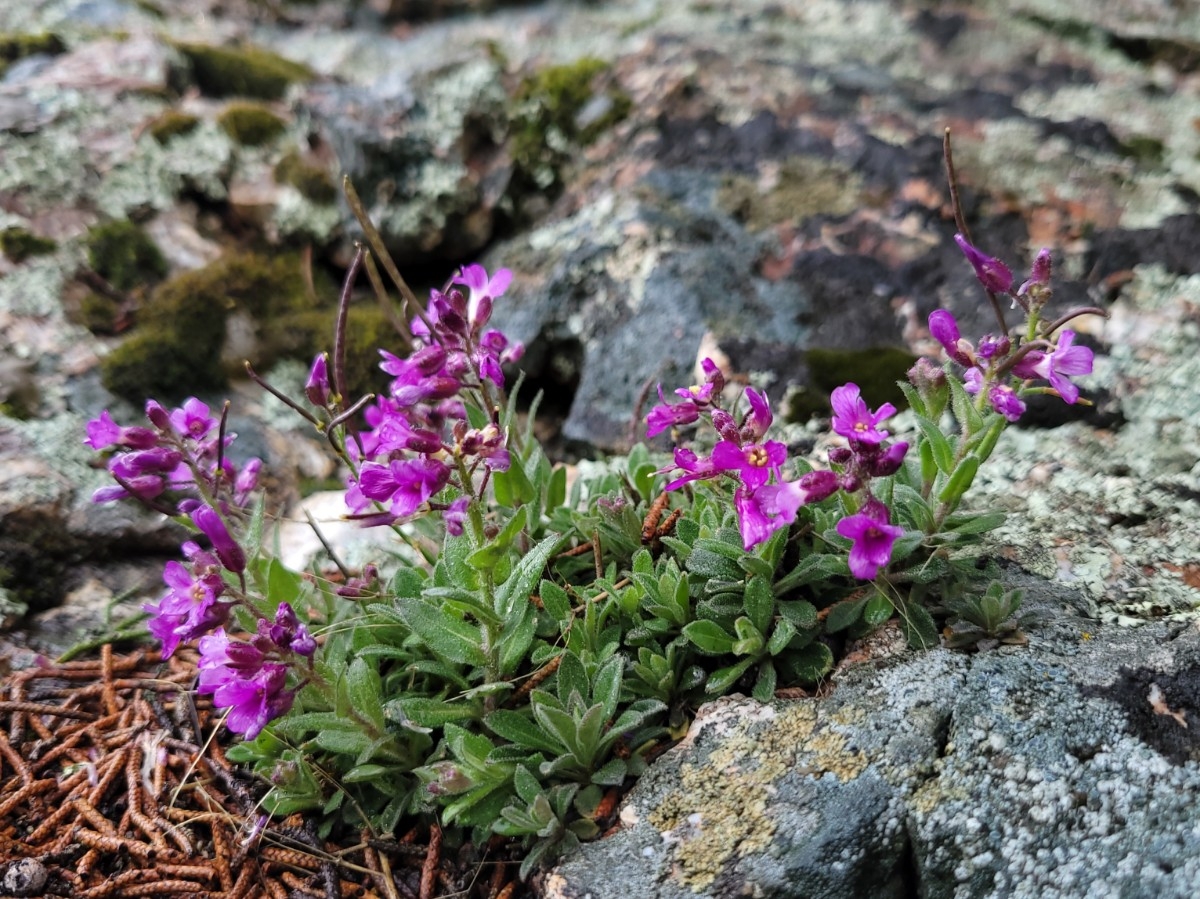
left=2, top=0, right=1200, bottom=896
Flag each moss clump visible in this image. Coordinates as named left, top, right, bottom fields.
left=273, top=151, right=337, bottom=204
left=85, top=220, right=168, bottom=291
left=0, top=32, right=66, bottom=78
left=785, top=346, right=916, bottom=422
left=175, top=42, right=313, bottom=100
left=217, top=102, right=288, bottom=147
left=100, top=251, right=327, bottom=404
left=263, top=304, right=398, bottom=401
left=147, top=109, right=200, bottom=144
left=509, top=57, right=631, bottom=198
left=0, top=227, right=57, bottom=263
left=79, top=291, right=121, bottom=335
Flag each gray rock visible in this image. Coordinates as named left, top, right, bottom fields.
left=548, top=572, right=1200, bottom=898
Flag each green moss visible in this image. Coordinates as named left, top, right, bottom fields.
left=785, top=346, right=916, bottom=422
left=0, top=227, right=57, bottom=263
left=217, top=102, right=288, bottom=147
left=509, top=57, right=630, bottom=199
left=100, top=251, right=328, bottom=403
left=79, top=291, right=121, bottom=335
left=147, top=109, right=201, bottom=145
left=0, top=32, right=66, bottom=78
left=175, top=42, right=313, bottom=100
left=264, top=304, right=398, bottom=401
left=273, top=150, right=337, bottom=203
left=1119, top=134, right=1166, bottom=166
left=85, top=220, right=168, bottom=292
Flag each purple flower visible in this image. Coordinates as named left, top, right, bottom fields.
left=988, top=385, right=1026, bottom=422
left=646, top=386, right=701, bottom=438
left=461, top=424, right=510, bottom=471
left=444, top=497, right=470, bottom=537
left=84, top=411, right=158, bottom=451
left=109, top=447, right=183, bottom=479
left=143, top=560, right=230, bottom=658
left=740, top=388, right=773, bottom=443
left=1018, top=248, right=1053, bottom=297
left=92, top=475, right=166, bottom=505
left=836, top=498, right=904, bottom=580
left=734, top=470, right=840, bottom=551
left=963, top=367, right=984, bottom=395
left=355, top=457, right=452, bottom=519
left=259, top=603, right=316, bottom=658
left=954, top=234, right=1014, bottom=294
left=830, top=383, right=896, bottom=446
left=663, top=447, right=719, bottom=491
left=710, top=439, right=787, bottom=491
left=197, top=630, right=265, bottom=692
left=928, top=310, right=973, bottom=367
left=169, top=398, right=217, bottom=441
left=868, top=441, right=909, bottom=478
left=210, top=663, right=294, bottom=740
left=191, top=504, right=246, bottom=574
left=675, top=358, right=724, bottom=407
left=305, top=354, right=330, bottom=406
left=454, top=264, right=512, bottom=328
left=234, top=458, right=262, bottom=507
left=1029, top=330, right=1093, bottom=404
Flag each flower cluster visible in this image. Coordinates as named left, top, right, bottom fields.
left=649, top=364, right=910, bottom=578
left=331, top=264, right=523, bottom=528
left=196, top=603, right=315, bottom=739
left=940, top=238, right=1095, bottom=421
left=85, top=397, right=260, bottom=512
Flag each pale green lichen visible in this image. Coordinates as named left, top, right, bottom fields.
left=717, top=156, right=863, bottom=231
left=647, top=702, right=869, bottom=889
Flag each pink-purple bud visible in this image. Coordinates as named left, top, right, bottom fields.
left=191, top=504, right=245, bottom=574
left=145, top=399, right=172, bottom=432
left=1018, top=248, right=1053, bottom=296
left=305, top=354, right=330, bottom=406
left=954, top=234, right=1014, bottom=294
left=928, top=310, right=974, bottom=367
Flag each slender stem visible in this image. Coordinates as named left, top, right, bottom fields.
left=333, top=246, right=365, bottom=410
left=1041, top=306, right=1109, bottom=337
left=244, top=361, right=320, bottom=426
left=944, top=128, right=1010, bottom=335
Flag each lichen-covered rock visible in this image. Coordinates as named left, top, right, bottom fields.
left=299, top=53, right=510, bottom=263
left=548, top=572, right=1200, bottom=898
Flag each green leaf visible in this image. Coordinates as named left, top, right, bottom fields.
left=385, top=697, right=479, bottom=729
left=397, top=598, right=487, bottom=667
left=705, top=657, right=756, bottom=695
left=915, top=416, right=955, bottom=474
left=494, top=456, right=536, bottom=506
left=531, top=704, right=579, bottom=756
left=738, top=554, right=776, bottom=579
left=591, top=758, right=628, bottom=786
left=346, top=657, right=385, bottom=729
left=752, top=660, right=777, bottom=702
left=546, top=464, right=567, bottom=510
left=486, top=710, right=564, bottom=754
left=467, top=507, right=528, bottom=571
left=556, top=653, right=590, bottom=708
left=939, top=453, right=980, bottom=504
left=312, top=728, right=373, bottom=756
left=496, top=533, right=565, bottom=618
left=591, top=655, right=623, bottom=721
left=342, top=763, right=393, bottom=783
left=682, top=620, right=736, bottom=655
left=767, top=618, right=798, bottom=656
left=899, top=602, right=939, bottom=650
left=538, top=580, right=573, bottom=622
left=686, top=548, right=744, bottom=581
left=942, top=510, right=1006, bottom=536
left=861, top=595, right=895, bottom=628
left=824, top=597, right=866, bottom=633
left=732, top=616, right=765, bottom=656
left=783, top=641, right=833, bottom=682
left=778, top=600, right=818, bottom=630
left=497, top=598, right=537, bottom=676
left=773, top=553, right=849, bottom=593
left=743, top=575, right=774, bottom=635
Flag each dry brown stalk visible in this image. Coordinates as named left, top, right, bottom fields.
left=419, top=823, right=442, bottom=899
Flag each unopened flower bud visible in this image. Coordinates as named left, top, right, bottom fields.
left=191, top=504, right=245, bottom=574
left=869, top=441, right=909, bottom=477
left=954, top=234, right=1014, bottom=294
left=305, top=354, right=330, bottom=406
left=145, top=399, right=172, bottom=432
